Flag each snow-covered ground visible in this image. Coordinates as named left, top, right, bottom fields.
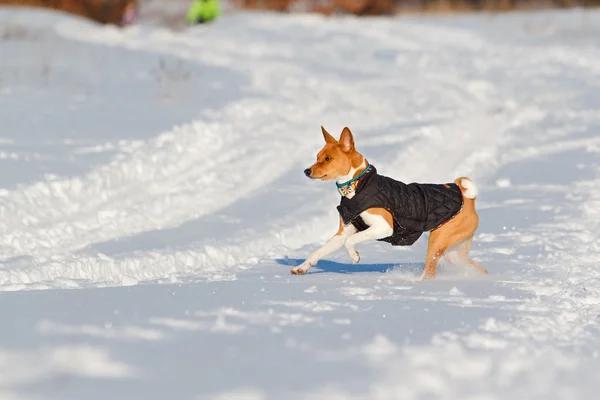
left=1, top=6, right=600, bottom=399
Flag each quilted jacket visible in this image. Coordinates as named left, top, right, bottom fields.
left=337, top=165, right=463, bottom=246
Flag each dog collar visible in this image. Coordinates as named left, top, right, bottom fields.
left=336, top=164, right=371, bottom=196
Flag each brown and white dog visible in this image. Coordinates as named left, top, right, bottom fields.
left=290, top=126, right=487, bottom=280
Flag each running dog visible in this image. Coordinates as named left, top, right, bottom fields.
left=291, top=126, right=487, bottom=280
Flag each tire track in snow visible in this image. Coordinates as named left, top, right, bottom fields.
left=0, top=102, right=308, bottom=260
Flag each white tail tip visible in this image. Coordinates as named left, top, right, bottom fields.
left=461, top=178, right=478, bottom=199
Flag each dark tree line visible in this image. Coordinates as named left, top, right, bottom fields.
left=234, top=0, right=600, bottom=15
left=0, top=0, right=138, bottom=25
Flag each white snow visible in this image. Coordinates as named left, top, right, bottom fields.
left=0, top=5, right=600, bottom=400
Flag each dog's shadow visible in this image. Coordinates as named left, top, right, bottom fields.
left=276, top=257, right=424, bottom=275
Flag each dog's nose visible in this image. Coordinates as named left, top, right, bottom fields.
left=304, top=168, right=311, bottom=177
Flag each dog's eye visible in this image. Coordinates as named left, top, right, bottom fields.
left=325, top=156, right=331, bottom=162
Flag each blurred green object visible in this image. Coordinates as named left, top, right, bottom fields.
left=186, top=0, right=221, bottom=25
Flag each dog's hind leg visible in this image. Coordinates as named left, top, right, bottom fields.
left=424, top=178, right=484, bottom=280
left=443, top=236, right=487, bottom=275
left=422, top=219, right=478, bottom=280
left=454, top=236, right=488, bottom=275
left=422, top=249, right=446, bottom=280
left=421, top=232, right=448, bottom=280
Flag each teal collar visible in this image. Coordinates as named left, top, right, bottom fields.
left=336, top=164, right=371, bottom=195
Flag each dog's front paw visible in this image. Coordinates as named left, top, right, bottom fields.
left=290, top=265, right=309, bottom=275
left=347, top=249, right=360, bottom=264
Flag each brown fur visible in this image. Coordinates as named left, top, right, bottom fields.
left=0, top=0, right=138, bottom=26
left=421, top=178, right=486, bottom=279
left=366, top=207, right=394, bottom=229
left=308, top=127, right=364, bottom=181
left=334, top=209, right=394, bottom=236
left=306, top=127, right=485, bottom=280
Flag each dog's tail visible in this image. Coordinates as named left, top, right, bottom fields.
left=454, top=177, right=478, bottom=199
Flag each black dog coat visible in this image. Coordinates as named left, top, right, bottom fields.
left=337, top=165, right=464, bottom=246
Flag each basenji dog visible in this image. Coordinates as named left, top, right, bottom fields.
left=290, top=126, right=487, bottom=280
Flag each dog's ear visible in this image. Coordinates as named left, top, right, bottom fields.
left=321, top=126, right=337, bottom=144
left=339, top=127, right=355, bottom=152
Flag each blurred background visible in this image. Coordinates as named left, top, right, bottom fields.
left=1, top=1, right=599, bottom=399
left=1, top=0, right=599, bottom=28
